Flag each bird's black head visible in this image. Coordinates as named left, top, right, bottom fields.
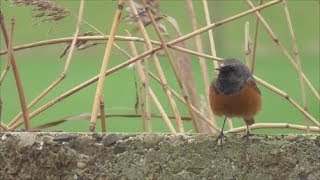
left=214, top=58, right=252, bottom=95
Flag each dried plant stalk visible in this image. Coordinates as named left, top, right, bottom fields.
left=283, top=0, right=309, bottom=134
left=143, top=2, right=202, bottom=132
left=251, top=0, right=263, bottom=73
left=127, top=30, right=152, bottom=132
left=149, top=88, right=177, bottom=133
left=254, top=76, right=319, bottom=127
left=7, top=18, right=31, bottom=130
left=0, top=10, right=11, bottom=86
left=245, top=0, right=320, bottom=101
left=244, top=21, right=253, bottom=72
left=89, top=0, right=126, bottom=132
left=185, top=0, right=215, bottom=132
left=99, top=97, right=106, bottom=133
left=128, top=0, right=184, bottom=133
left=1, top=122, right=9, bottom=130
left=226, top=123, right=319, bottom=133
left=202, top=0, right=221, bottom=128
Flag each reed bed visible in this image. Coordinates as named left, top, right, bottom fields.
left=0, top=0, right=318, bottom=134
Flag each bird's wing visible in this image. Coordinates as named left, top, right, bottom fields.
left=247, top=76, right=261, bottom=95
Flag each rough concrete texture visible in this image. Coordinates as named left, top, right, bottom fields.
left=0, top=132, right=319, bottom=179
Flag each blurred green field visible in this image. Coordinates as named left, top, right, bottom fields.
left=0, top=1, right=319, bottom=133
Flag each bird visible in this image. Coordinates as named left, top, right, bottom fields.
left=209, top=58, right=262, bottom=142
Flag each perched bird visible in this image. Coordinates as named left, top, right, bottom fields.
left=209, top=58, right=262, bottom=141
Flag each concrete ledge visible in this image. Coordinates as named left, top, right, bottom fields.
left=0, top=133, right=319, bottom=179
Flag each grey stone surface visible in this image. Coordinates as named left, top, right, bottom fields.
left=0, top=133, right=319, bottom=179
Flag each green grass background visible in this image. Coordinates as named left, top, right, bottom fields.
left=0, top=0, right=319, bottom=133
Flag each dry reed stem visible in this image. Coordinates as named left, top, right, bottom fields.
left=0, top=35, right=157, bottom=55
left=144, top=3, right=200, bottom=132
left=1, top=122, right=9, bottom=130
left=62, top=0, right=85, bottom=75
left=99, top=97, right=106, bottom=133
left=9, top=0, right=282, bottom=129
left=7, top=18, right=31, bottom=130
left=89, top=0, right=126, bottom=132
left=147, top=70, right=220, bottom=132
left=251, top=0, right=263, bottom=73
left=129, top=0, right=184, bottom=133
left=226, top=123, right=320, bottom=133
left=202, top=0, right=222, bottom=130
left=185, top=0, right=215, bottom=132
left=0, top=10, right=8, bottom=128
left=283, top=0, right=309, bottom=134
left=244, top=21, right=253, bottom=72
left=127, top=30, right=152, bottom=132
left=0, top=10, right=12, bottom=86
left=201, top=0, right=219, bottom=69
left=246, top=0, right=320, bottom=101
left=149, top=88, right=176, bottom=133
left=254, top=76, right=319, bottom=127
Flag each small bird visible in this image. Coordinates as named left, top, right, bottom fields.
left=209, top=58, right=262, bottom=141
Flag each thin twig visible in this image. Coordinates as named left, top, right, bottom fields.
left=89, top=0, right=126, bottom=132
left=7, top=18, right=31, bottom=130
left=283, top=0, right=309, bottom=134
left=245, top=0, right=320, bottom=101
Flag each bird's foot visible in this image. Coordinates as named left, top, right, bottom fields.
left=215, top=132, right=228, bottom=147
left=242, top=131, right=254, bottom=141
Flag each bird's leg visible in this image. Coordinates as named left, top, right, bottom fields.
left=215, top=116, right=227, bottom=146
left=242, top=124, right=253, bottom=140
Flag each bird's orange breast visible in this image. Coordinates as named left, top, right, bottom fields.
left=209, top=82, right=261, bottom=119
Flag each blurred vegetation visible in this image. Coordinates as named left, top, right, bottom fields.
left=0, top=0, right=319, bottom=133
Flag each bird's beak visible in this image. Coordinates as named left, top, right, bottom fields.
left=215, top=68, right=220, bottom=71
